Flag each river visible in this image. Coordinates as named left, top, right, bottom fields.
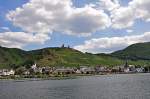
left=0, top=73, right=150, bottom=99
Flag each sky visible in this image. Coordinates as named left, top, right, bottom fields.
left=0, top=0, right=150, bottom=53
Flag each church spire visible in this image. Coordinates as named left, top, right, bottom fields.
left=124, top=58, right=128, bottom=68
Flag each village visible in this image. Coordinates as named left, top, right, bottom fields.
left=0, top=60, right=150, bottom=79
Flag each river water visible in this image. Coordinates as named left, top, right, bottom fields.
left=0, top=73, right=150, bottom=99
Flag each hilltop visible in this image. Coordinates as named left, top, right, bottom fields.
left=0, top=46, right=30, bottom=68
left=0, top=46, right=123, bottom=68
left=1, top=42, right=150, bottom=68
left=111, top=42, right=150, bottom=60
left=28, top=47, right=124, bottom=67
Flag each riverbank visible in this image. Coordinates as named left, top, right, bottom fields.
left=0, top=73, right=96, bottom=80
left=0, top=72, right=149, bottom=81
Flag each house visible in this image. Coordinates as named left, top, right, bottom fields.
left=53, top=68, right=74, bottom=75
left=23, top=70, right=30, bottom=75
left=80, top=66, right=95, bottom=74
left=124, top=65, right=136, bottom=73
left=0, top=69, right=15, bottom=76
left=75, top=69, right=82, bottom=74
left=31, top=63, right=37, bottom=70
left=42, top=67, right=52, bottom=74
left=136, top=67, right=145, bottom=73
left=96, top=66, right=111, bottom=73
left=0, top=69, right=3, bottom=76
left=111, top=65, right=126, bottom=73
left=31, top=63, right=43, bottom=74
left=94, top=66, right=106, bottom=73
left=9, top=69, right=15, bottom=75
left=144, top=66, right=150, bottom=73
left=111, top=66, right=122, bottom=73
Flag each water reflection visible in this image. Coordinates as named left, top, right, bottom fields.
left=0, top=74, right=150, bottom=99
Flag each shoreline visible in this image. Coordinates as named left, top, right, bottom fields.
left=0, top=73, right=149, bottom=81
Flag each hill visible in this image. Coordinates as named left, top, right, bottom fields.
left=0, top=46, right=124, bottom=68
left=1, top=42, right=150, bottom=68
left=111, top=42, right=150, bottom=60
left=28, top=47, right=124, bottom=67
left=0, top=46, right=30, bottom=68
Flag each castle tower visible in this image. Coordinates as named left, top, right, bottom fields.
left=68, top=45, right=70, bottom=48
left=61, top=44, right=65, bottom=48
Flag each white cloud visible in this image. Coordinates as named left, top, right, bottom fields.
left=6, top=0, right=111, bottom=36
left=129, top=0, right=150, bottom=22
left=5, top=0, right=150, bottom=32
left=88, top=0, right=150, bottom=29
left=74, top=32, right=150, bottom=53
left=0, top=27, right=10, bottom=31
left=111, top=0, right=150, bottom=29
left=98, top=0, right=120, bottom=11
left=126, top=29, right=133, bottom=33
left=0, top=32, right=50, bottom=48
left=2, top=0, right=150, bottom=49
left=111, top=7, right=135, bottom=29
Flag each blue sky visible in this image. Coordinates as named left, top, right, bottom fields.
left=0, top=0, right=150, bottom=53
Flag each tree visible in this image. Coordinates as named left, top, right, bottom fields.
left=10, top=64, right=19, bottom=70
left=23, top=60, right=34, bottom=69
left=15, top=67, right=26, bottom=75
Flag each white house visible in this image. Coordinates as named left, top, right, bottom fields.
left=0, top=69, right=3, bottom=76
left=75, top=69, right=81, bottom=74
left=124, top=65, right=136, bottom=73
left=54, top=68, right=74, bottom=74
left=124, top=68, right=130, bottom=73
left=136, top=67, right=145, bottom=73
left=0, top=69, right=15, bottom=76
left=80, top=66, right=95, bottom=74
left=31, top=63, right=37, bottom=70
left=23, top=70, right=30, bottom=75
left=9, top=69, right=15, bottom=75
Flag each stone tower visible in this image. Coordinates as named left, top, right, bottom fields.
left=61, top=44, right=65, bottom=48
